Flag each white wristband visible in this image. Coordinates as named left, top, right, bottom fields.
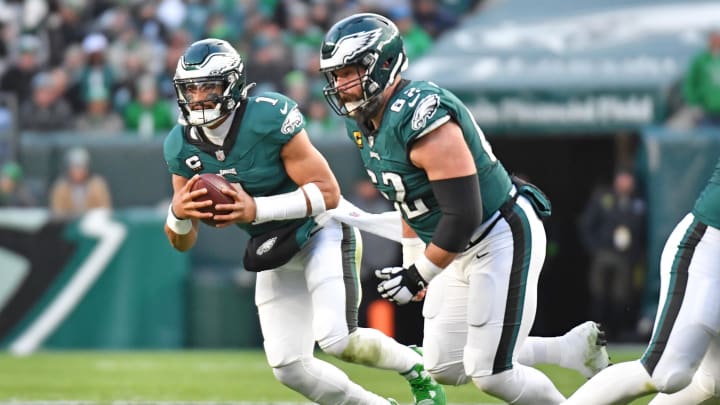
left=414, top=254, right=443, bottom=283
left=166, top=204, right=192, bottom=235
left=402, top=237, right=425, bottom=267
left=253, top=183, right=327, bottom=224
left=301, top=183, right=326, bottom=216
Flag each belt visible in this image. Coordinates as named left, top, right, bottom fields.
left=464, top=185, right=519, bottom=251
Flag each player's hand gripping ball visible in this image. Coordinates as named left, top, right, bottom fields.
left=190, top=173, right=235, bottom=226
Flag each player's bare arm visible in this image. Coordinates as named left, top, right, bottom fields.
left=281, top=129, right=341, bottom=210
left=165, top=174, right=214, bottom=251
left=213, top=129, right=339, bottom=226
left=409, top=120, right=480, bottom=269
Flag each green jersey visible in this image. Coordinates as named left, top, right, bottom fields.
left=343, top=80, right=512, bottom=243
left=163, top=91, right=312, bottom=237
left=692, top=156, right=720, bottom=229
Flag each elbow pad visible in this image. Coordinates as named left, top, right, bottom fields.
left=429, top=174, right=482, bottom=252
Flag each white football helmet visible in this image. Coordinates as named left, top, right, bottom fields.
left=173, top=38, right=251, bottom=127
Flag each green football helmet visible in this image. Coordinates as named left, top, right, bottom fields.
left=319, top=13, right=408, bottom=118
left=174, top=38, right=251, bottom=127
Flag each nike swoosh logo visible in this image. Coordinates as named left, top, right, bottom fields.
left=476, top=252, right=489, bottom=260
left=280, top=102, right=288, bottom=114
left=408, top=94, right=421, bottom=108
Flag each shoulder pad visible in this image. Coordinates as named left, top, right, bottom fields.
left=163, top=124, right=186, bottom=160
left=389, top=82, right=449, bottom=145
left=247, top=92, right=305, bottom=138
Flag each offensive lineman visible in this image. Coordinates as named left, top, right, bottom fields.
left=162, top=38, right=445, bottom=405
left=319, top=13, right=604, bottom=404
left=564, top=157, right=720, bottom=404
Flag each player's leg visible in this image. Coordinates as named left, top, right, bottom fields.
left=565, top=214, right=720, bottom=404
left=308, top=221, right=443, bottom=404
left=647, top=220, right=720, bottom=405
left=649, top=334, right=720, bottom=404
left=463, top=196, right=565, bottom=404
left=422, top=261, right=472, bottom=386
left=518, top=321, right=609, bottom=378
left=255, top=227, right=391, bottom=405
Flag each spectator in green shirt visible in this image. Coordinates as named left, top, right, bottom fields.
left=390, top=6, right=433, bottom=61
left=682, top=30, right=720, bottom=126
left=123, top=75, right=176, bottom=139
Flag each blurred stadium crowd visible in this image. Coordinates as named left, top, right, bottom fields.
left=0, top=0, right=482, bottom=139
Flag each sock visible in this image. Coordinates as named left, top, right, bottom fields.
left=342, top=327, right=422, bottom=374
left=518, top=336, right=562, bottom=366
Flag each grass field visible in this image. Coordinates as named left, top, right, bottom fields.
left=0, top=347, right=681, bottom=404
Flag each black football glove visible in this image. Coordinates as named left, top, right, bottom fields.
left=375, top=264, right=427, bottom=305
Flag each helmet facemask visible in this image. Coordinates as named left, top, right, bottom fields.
left=175, top=73, right=239, bottom=127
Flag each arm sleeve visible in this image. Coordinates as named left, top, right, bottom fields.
left=429, top=174, right=483, bottom=253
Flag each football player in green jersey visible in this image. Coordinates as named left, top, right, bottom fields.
left=163, top=38, right=445, bottom=405
left=319, top=13, right=610, bottom=404
left=565, top=157, right=720, bottom=405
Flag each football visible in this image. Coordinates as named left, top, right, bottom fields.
left=191, top=173, right=235, bottom=226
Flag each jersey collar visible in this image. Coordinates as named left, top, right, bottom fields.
left=184, top=100, right=247, bottom=161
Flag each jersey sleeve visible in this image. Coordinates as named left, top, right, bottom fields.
left=163, top=125, right=194, bottom=178
left=248, top=92, right=306, bottom=145
left=396, top=87, right=452, bottom=147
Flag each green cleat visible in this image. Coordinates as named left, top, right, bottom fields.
left=402, top=346, right=447, bottom=405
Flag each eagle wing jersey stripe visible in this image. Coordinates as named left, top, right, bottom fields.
left=281, top=106, right=304, bottom=135
left=320, top=28, right=382, bottom=69
left=411, top=94, right=442, bottom=132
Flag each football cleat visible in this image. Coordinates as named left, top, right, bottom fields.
left=565, top=321, right=611, bottom=378
left=402, top=346, right=447, bottom=405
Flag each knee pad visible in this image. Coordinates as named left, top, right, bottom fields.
left=472, top=370, right=510, bottom=393
left=319, top=333, right=349, bottom=358
left=651, top=365, right=695, bottom=394
left=471, top=370, right=523, bottom=403
left=272, top=360, right=317, bottom=392
left=649, top=325, right=713, bottom=394
left=272, top=359, right=346, bottom=404
left=427, top=362, right=470, bottom=386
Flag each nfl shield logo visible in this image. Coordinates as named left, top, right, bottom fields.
left=215, top=150, right=226, bottom=161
